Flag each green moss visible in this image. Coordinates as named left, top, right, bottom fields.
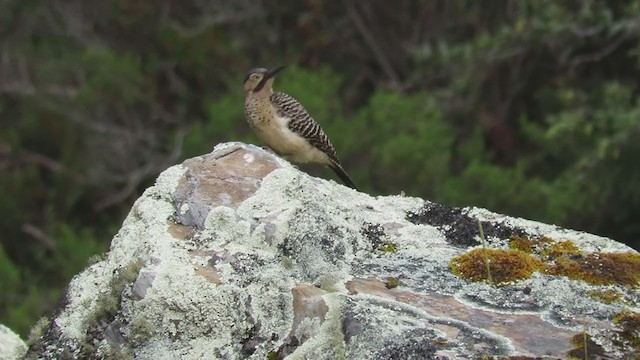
left=587, top=289, right=622, bottom=304
left=450, top=249, right=544, bottom=285
left=385, top=277, right=401, bottom=289
left=567, top=333, right=606, bottom=360
left=546, top=252, right=640, bottom=286
left=80, top=258, right=145, bottom=357
left=378, top=241, right=397, bottom=253
left=613, top=310, right=640, bottom=351
left=129, top=315, right=157, bottom=345
left=88, top=259, right=144, bottom=323
left=26, top=317, right=51, bottom=347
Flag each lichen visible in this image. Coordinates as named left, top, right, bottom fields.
left=95, top=259, right=144, bottom=318
left=81, top=258, right=145, bottom=357
left=449, top=249, right=544, bottom=285
left=86, top=252, right=108, bottom=266
left=129, top=315, right=157, bottom=346
left=361, top=222, right=397, bottom=253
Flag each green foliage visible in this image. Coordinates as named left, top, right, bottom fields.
left=0, top=246, right=20, bottom=303
left=49, top=225, right=105, bottom=281
left=519, top=81, right=640, bottom=238
left=352, top=91, right=453, bottom=195
left=76, top=47, right=145, bottom=106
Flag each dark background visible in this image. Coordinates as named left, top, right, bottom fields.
left=1, top=0, right=639, bottom=337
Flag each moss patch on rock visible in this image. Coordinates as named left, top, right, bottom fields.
left=450, top=249, right=544, bottom=285
left=587, top=289, right=622, bottom=304
left=545, top=252, right=640, bottom=286
left=385, top=277, right=401, bottom=289
left=540, top=240, right=581, bottom=259
left=452, top=234, right=640, bottom=287
left=453, top=235, right=640, bottom=287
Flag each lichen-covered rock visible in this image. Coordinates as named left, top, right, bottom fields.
left=26, top=142, right=640, bottom=359
left=0, top=324, right=27, bottom=360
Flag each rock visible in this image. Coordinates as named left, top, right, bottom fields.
left=26, top=142, right=640, bottom=359
left=0, top=324, right=27, bottom=360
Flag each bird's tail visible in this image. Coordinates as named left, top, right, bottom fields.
left=329, top=162, right=358, bottom=190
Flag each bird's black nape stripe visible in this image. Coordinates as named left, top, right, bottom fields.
left=254, top=77, right=268, bottom=93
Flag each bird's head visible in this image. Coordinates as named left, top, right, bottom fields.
left=243, top=66, right=286, bottom=95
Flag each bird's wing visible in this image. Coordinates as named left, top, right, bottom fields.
left=270, top=92, right=340, bottom=163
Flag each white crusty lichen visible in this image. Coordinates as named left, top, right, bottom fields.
left=0, top=324, right=27, bottom=360
left=53, top=165, right=186, bottom=345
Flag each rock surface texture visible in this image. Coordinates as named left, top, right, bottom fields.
left=0, top=324, right=27, bottom=359
left=26, top=142, right=639, bottom=359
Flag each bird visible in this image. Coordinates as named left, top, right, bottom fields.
left=243, top=66, right=358, bottom=190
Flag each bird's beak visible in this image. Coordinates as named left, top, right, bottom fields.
left=254, top=66, right=286, bottom=92
left=265, top=65, right=286, bottom=80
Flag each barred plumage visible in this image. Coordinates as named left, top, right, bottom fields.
left=270, top=91, right=340, bottom=164
left=242, top=66, right=357, bottom=190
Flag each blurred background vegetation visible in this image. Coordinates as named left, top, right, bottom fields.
left=1, top=0, right=639, bottom=337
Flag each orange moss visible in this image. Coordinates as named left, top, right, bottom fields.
left=541, top=240, right=581, bottom=259
left=546, top=252, right=640, bottom=286
left=450, top=249, right=544, bottom=285
left=508, top=235, right=536, bottom=253
left=508, top=235, right=556, bottom=254
left=454, top=234, right=640, bottom=287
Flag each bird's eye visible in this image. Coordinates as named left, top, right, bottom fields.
left=251, top=74, right=261, bottom=80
